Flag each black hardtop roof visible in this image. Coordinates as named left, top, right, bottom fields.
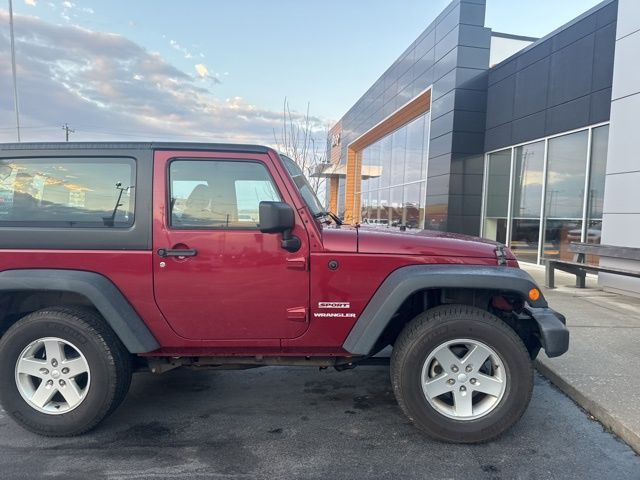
left=0, top=141, right=271, bottom=154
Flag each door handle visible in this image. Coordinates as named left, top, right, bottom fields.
left=157, top=248, right=198, bottom=258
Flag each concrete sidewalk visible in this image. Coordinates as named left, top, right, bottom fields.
left=522, top=263, right=640, bottom=454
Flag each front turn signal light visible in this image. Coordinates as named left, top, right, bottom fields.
left=528, top=288, right=541, bottom=302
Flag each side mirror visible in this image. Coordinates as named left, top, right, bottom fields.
left=259, top=201, right=301, bottom=253
left=259, top=201, right=295, bottom=233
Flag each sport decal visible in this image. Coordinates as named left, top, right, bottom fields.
left=318, top=302, right=350, bottom=309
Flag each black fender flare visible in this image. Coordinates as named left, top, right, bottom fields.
left=342, top=265, right=548, bottom=355
left=0, top=269, right=160, bottom=353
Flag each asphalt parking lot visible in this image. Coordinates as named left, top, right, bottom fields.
left=0, top=366, right=638, bottom=480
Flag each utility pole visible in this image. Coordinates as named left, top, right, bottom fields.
left=8, top=0, right=21, bottom=142
left=62, top=123, right=75, bottom=142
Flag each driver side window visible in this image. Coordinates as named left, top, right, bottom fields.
left=169, top=159, right=280, bottom=229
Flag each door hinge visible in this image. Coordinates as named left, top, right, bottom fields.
left=286, top=257, right=307, bottom=270
left=286, top=307, right=307, bottom=322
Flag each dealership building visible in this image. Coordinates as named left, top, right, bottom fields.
left=321, top=0, right=640, bottom=295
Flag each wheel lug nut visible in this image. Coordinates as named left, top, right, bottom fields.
left=447, top=379, right=455, bottom=385
left=51, top=359, right=58, bottom=367
left=46, top=380, right=53, bottom=387
left=470, top=378, right=477, bottom=385
left=465, top=365, right=473, bottom=373
left=39, top=368, right=49, bottom=375
left=460, top=386, right=466, bottom=392
left=62, top=367, right=69, bottom=374
left=59, top=379, right=66, bottom=387
left=451, top=365, right=459, bottom=373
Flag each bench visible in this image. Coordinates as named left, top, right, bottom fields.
left=545, top=242, right=640, bottom=289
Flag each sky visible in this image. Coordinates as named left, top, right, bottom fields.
left=0, top=0, right=606, bottom=145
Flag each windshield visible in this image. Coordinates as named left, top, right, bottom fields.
left=280, top=155, right=325, bottom=217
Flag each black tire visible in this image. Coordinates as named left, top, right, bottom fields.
left=390, top=304, right=533, bottom=443
left=0, top=307, right=132, bottom=436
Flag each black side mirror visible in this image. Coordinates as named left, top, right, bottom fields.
left=259, top=201, right=301, bottom=252
left=259, top=201, right=295, bottom=233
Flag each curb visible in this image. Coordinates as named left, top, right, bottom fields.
left=535, top=360, right=640, bottom=455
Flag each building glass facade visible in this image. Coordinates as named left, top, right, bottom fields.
left=481, top=124, right=610, bottom=264
left=359, top=112, right=431, bottom=228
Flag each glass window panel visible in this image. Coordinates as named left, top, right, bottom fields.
left=485, top=150, right=511, bottom=218
left=483, top=149, right=511, bottom=244
left=379, top=136, right=392, bottom=188
left=378, top=188, right=390, bottom=226
left=390, top=186, right=403, bottom=227
left=0, top=157, right=135, bottom=228
left=543, top=130, right=588, bottom=260
left=390, top=127, right=406, bottom=186
left=512, top=141, right=545, bottom=218
left=355, top=112, right=429, bottom=228
left=170, top=160, right=280, bottom=229
left=368, top=141, right=381, bottom=191
left=370, top=189, right=380, bottom=223
left=403, top=181, right=425, bottom=229
left=404, top=115, right=425, bottom=183
left=510, top=219, right=540, bottom=264
left=421, top=113, right=431, bottom=181
left=586, top=125, right=609, bottom=251
left=359, top=150, right=369, bottom=193
left=510, top=141, right=544, bottom=261
left=360, top=190, right=369, bottom=223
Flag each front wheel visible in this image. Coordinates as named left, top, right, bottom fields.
left=391, top=305, right=533, bottom=443
left=0, top=307, right=132, bottom=436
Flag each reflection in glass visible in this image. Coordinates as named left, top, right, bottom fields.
left=391, top=128, right=407, bottom=186
left=586, top=126, right=609, bottom=258
left=0, top=158, right=135, bottom=228
left=358, top=112, right=430, bottom=229
left=510, top=220, right=540, bottom=263
left=481, top=126, right=610, bottom=265
left=390, top=186, right=403, bottom=226
left=483, top=149, right=511, bottom=244
left=510, top=141, right=544, bottom=262
left=170, top=160, right=280, bottom=228
left=404, top=115, right=424, bottom=183
left=378, top=188, right=390, bottom=226
left=368, top=142, right=382, bottom=191
left=422, top=114, right=431, bottom=181
left=380, top=136, right=392, bottom=188
left=361, top=190, right=369, bottom=223
left=403, top=182, right=425, bottom=229
left=543, top=130, right=588, bottom=260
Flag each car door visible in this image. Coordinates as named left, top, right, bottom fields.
left=152, top=150, right=310, bottom=341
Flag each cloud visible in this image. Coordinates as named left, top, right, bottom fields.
left=0, top=10, right=325, bottom=146
left=24, top=0, right=37, bottom=6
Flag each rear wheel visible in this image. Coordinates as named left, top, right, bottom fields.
left=391, top=304, right=533, bottom=443
left=0, top=307, right=132, bottom=436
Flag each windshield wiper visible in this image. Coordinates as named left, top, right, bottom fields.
left=313, top=210, right=343, bottom=226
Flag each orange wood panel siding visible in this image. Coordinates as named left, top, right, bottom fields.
left=328, top=176, right=339, bottom=213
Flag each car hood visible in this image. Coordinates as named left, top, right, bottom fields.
left=358, top=227, right=508, bottom=258
left=322, top=227, right=512, bottom=259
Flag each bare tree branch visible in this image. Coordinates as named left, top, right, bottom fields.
left=274, top=98, right=328, bottom=202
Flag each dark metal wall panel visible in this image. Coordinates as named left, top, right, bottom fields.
left=485, top=0, right=617, bottom=152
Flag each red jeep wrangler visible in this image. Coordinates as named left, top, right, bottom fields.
left=0, top=142, right=568, bottom=443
